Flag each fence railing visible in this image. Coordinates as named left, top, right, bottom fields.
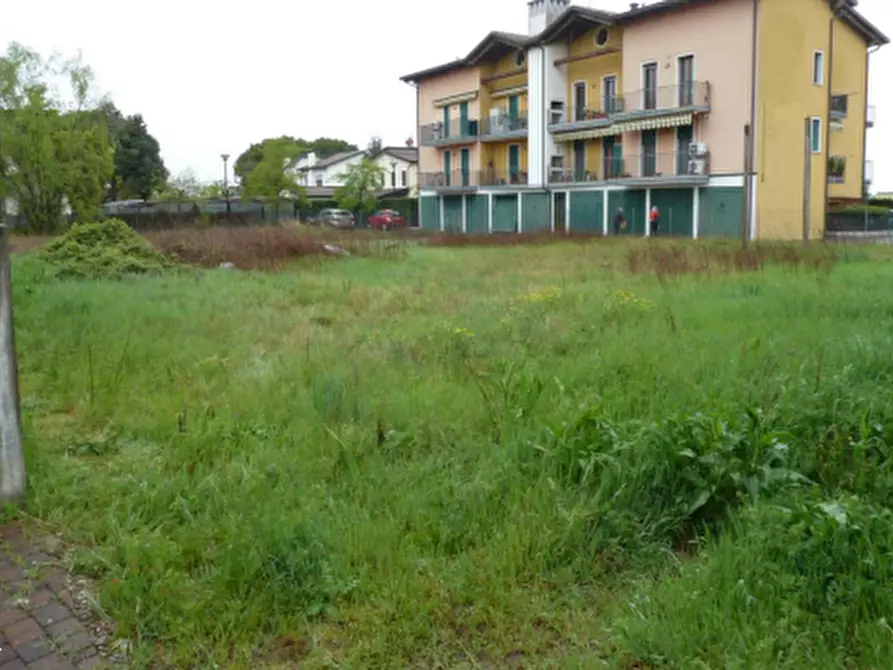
left=830, top=94, right=848, bottom=119
left=550, top=152, right=708, bottom=182
left=419, top=119, right=480, bottom=145
left=419, top=169, right=528, bottom=188
left=480, top=113, right=528, bottom=137
left=622, top=81, right=710, bottom=114
left=827, top=208, right=893, bottom=233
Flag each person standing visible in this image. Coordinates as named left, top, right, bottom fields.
left=649, top=206, right=660, bottom=236
left=613, top=207, right=626, bottom=235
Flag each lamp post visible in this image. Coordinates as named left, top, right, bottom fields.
left=221, top=153, right=231, bottom=214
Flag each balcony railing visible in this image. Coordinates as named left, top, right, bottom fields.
left=828, top=155, right=846, bottom=184
left=480, top=113, right=528, bottom=139
left=419, top=119, right=480, bottom=146
left=621, top=82, right=710, bottom=116
left=550, top=152, right=709, bottom=182
left=830, top=94, right=848, bottom=120
left=867, top=104, right=876, bottom=128
left=419, top=169, right=528, bottom=188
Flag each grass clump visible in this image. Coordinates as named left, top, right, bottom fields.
left=41, top=218, right=170, bottom=279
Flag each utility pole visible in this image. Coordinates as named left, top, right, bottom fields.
left=741, top=124, right=752, bottom=248
left=221, top=153, right=231, bottom=214
left=0, top=222, right=25, bottom=505
left=803, top=117, right=812, bottom=246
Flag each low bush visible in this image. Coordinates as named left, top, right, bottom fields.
left=41, top=218, right=171, bottom=279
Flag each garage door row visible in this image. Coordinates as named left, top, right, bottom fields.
left=419, top=187, right=743, bottom=237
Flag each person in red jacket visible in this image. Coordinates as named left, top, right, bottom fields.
left=649, top=206, right=660, bottom=236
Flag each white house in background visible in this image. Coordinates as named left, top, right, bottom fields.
left=290, top=147, right=419, bottom=193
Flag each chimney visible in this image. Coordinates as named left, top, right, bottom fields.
left=528, top=0, right=570, bottom=36
left=630, top=2, right=640, bottom=9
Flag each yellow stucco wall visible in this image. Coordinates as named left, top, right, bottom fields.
left=566, top=26, right=623, bottom=114
left=828, top=18, right=867, bottom=199
left=483, top=141, right=528, bottom=176
left=756, top=0, right=868, bottom=239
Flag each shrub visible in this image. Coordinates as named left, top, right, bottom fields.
left=41, top=218, right=171, bottom=279
left=612, top=495, right=893, bottom=668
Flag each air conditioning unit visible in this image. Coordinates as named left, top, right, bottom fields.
left=688, top=159, right=706, bottom=175
left=550, top=110, right=564, bottom=125
left=688, top=142, right=708, bottom=158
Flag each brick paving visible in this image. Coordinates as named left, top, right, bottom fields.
left=0, top=525, right=109, bottom=670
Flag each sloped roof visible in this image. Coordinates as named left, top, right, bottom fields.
left=377, top=147, right=418, bottom=163
left=294, top=150, right=364, bottom=172
left=400, top=0, right=887, bottom=83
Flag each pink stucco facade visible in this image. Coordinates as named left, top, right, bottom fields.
left=619, top=0, right=755, bottom=174
left=417, top=67, right=483, bottom=174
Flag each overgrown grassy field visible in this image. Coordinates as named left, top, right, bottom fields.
left=13, top=234, right=893, bottom=668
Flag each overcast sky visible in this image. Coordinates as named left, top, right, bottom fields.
left=2, top=0, right=889, bottom=190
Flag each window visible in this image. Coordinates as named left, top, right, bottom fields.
left=678, top=55, right=695, bottom=106
left=642, top=62, right=658, bottom=110
left=813, top=50, right=824, bottom=85
left=515, top=49, right=526, bottom=67
left=390, top=170, right=396, bottom=188
left=810, top=117, right=822, bottom=153
left=595, top=27, right=609, bottom=46
left=641, top=129, right=657, bottom=176
left=603, top=75, right=618, bottom=113
left=401, top=170, right=407, bottom=187
left=573, top=81, right=587, bottom=121
left=315, top=176, right=323, bottom=187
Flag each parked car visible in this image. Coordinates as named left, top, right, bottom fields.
left=315, top=208, right=356, bottom=229
left=368, top=209, right=407, bottom=230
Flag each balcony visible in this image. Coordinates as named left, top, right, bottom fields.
left=828, top=155, right=846, bottom=184
left=549, top=151, right=709, bottom=186
left=867, top=104, right=876, bottom=128
left=548, top=105, right=615, bottom=134
left=480, top=113, right=528, bottom=142
left=830, top=94, right=848, bottom=121
left=419, top=119, right=479, bottom=147
left=615, top=82, right=710, bottom=120
left=419, top=169, right=527, bottom=191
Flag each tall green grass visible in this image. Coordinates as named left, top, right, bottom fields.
left=13, top=241, right=893, bottom=667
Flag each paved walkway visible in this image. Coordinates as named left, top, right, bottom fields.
left=0, top=525, right=107, bottom=670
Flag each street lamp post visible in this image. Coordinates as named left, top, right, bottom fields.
left=221, top=153, right=231, bottom=214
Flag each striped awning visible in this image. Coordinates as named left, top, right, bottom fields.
left=612, top=113, right=693, bottom=134
left=553, top=125, right=618, bottom=142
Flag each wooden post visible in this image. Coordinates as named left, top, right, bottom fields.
left=0, top=223, right=25, bottom=505
left=803, top=117, right=812, bottom=247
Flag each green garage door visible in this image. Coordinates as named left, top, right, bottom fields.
left=650, top=188, right=694, bottom=237
left=608, top=190, right=646, bottom=236
left=466, top=195, right=489, bottom=234
left=420, top=196, right=440, bottom=230
left=492, top=194, right=519, bottom=233
left=569, top=190, right=603, bottom=232
left=699, top=187, right=745, bottom=238
left=522, top=192, right=551, bottom=232
left=443, top=196, right=463, bottom=232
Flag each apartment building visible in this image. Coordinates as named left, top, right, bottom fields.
left=400, top=0, right=886, bottom=239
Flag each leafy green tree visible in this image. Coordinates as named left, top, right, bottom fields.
left=234, top=136, right=358, bottom=183
left=240, top=143, right=306, bottom=218
left=110, top=113, right=168, bottom=200
left=335, top=157, right=387, bottom=220
left=156, top=169, right=202, bottom=202
left=0, top=43, right=113, bottom=232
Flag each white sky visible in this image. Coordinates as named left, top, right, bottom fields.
left=2, top=0, right=889, bottom=190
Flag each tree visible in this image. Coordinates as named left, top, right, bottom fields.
left=156, top=169, right=202, bottom=202
left=234, top=136, right=358, bottom=183
left=335, top=157, right=387, bottom=220
left=110, top=113, right=168, bottom=200
left=0, top=43, right=114, bottom=232
left=240, top=142, right=306, bottom=218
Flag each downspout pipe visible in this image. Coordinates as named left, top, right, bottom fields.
left=746, top=0, right=758, bottom=240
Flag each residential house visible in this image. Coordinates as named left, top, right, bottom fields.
left=289, top=147, right=419, bottom=198
left=401, top=0, right=886, bottom=239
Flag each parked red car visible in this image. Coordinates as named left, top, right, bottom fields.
left=368, top=209, right=406, bottom=230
